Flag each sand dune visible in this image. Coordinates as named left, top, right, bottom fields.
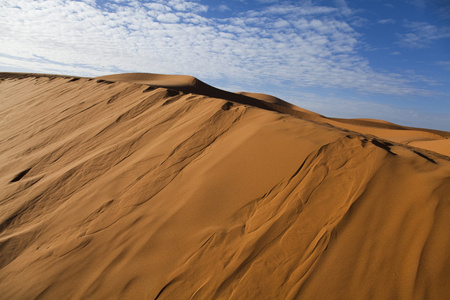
left=98, top=73, right=450, bottom=157
left=0, top=72, right=449, bottom=299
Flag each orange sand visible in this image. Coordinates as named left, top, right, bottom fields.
left=0, top=72, right=449, bottom=299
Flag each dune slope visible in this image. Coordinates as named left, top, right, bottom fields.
left=0, top=73, right=449, bottom=299
left=97, top=73, right=450, bottom=157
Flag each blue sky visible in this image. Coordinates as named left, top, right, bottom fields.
left=1, top=0, right=449, bottom=130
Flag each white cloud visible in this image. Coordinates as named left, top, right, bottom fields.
left=257, top=0, right=279, bottom=3
left=144, top=3, right=171, bottom=12
left=163, top=0, right=208, bottom=13
left=0, top=0, right=440, bottom=98
left=378, top=18, right=396, bottom=24
left=273, top=19, right=290, bottom=28
left=156, top=12, right=180, bottom=23
left=398, top=21, right=450, bottom=48
left=259, top=5, right=338, bottom=16
left=334, top=0, right=352, bottom=16
left=217, top=5, right=230, bottom=12
left=406, top=0, right=426, bottom=9
left=437, top=61, right=450, bottom=71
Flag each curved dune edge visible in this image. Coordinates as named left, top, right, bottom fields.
left=2, top=72, right=449, bottom=156
left=96, top=72, right=314, bottom=118
left=0, top=73, right=449, bottom=299
left=96, top=72, right=450, bottom=156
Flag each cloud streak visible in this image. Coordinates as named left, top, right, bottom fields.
left=397, top=21, right=450, bottom=48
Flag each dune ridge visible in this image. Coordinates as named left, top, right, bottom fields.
left=0, top=73, right=449, bottom=299
left=97, top=73, right=327, bottom=121
left=97, top=73, right=450, bottom=156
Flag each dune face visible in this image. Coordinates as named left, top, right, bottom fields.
left=0, top=73, right=449, bottom=299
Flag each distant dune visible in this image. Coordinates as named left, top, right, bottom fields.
left=0, top=72, right=449, bottom=299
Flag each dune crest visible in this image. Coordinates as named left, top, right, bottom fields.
left=97, top=72, right=198, bottom=90
left=0, top=73, right=449, bottom=299
left=97, top=73, right=450, bottom=157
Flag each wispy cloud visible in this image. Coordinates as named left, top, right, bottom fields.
left=0, top=0, right=439, bottom=97
left=216, top=5, right=230, bottom=12
left=406, top=0, right=426, bottom=9
left=257, top=0, right=279, bottom=3
left=163, top=0, right=208, bottom=13
left=437, top=61, right=450, bottom=71
left=397, top=21, right=450, bottom=48
left=288, top=90, right=450, bottom=131
left=378, top=18, right=396, bottom=24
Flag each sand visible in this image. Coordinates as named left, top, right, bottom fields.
left=0, top=72, right=449, bottom=299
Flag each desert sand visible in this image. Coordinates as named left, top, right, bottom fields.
left=0, top=72, right=449, bottom=299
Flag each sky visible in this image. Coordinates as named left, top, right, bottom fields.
left=1, top=0, right=449, bottom=130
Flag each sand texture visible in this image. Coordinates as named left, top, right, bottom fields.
left=0, top=72, right=449, bottom=299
